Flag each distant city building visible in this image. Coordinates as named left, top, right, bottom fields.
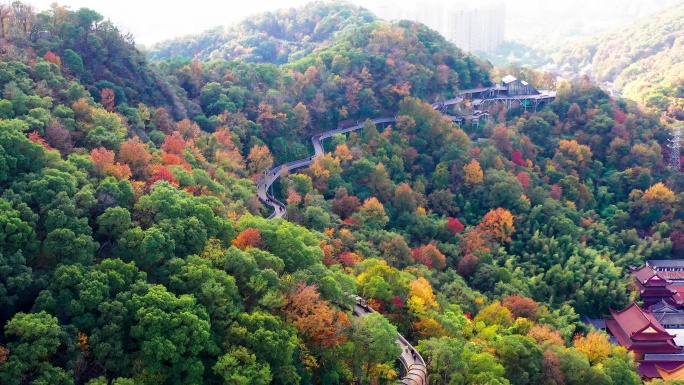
left=375, top=3, right=406, bottom=22
left=371, top=2, right=505, bottom=53
left=414, top=3, right=445, bottom=36
left=446, top=3, right=505, bottom=53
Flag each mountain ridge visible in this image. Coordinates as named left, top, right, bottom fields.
left=147, top=0, right=376, bottom=64
left=551, top=1, right=684, bottom=117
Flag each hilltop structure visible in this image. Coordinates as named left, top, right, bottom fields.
left=458, top=75, right=556, bottom=111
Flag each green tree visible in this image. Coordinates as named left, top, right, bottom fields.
left=128, top=285, right=216, bottom=384
left=164, top=256, right=242, bottom=333
left=0, top=198, right=38, bottom=259
left=43, top=228, right=97, bottom=265
left=350, top=312, right=401, bottom=383
left=495, top=335, right=543, bottom=385
left=0, top=311, right=73, bottom=385
left=213, top=346, right=272, bottom=385
left=96, top=206, right=133, bottom=240
left=228, top=311, right=300, bottom=385
left=417, top=337, right=466, bottom=385
left=0, top=119, right=45, bottom=185
left=462, top=349, right=510, bottom=385
left=0, top=251, right=34, bottom=310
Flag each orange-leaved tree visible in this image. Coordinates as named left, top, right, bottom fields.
left=478, top=208, right=515, bottom=243
left=118, top=137, right=152, bottom=179
left=100, top=88, right=115, bottom=112
left=149, top=166, right=178, bottom=186
left=411, top=244, right=446, bottom=270
left=501, top=294, right=538, bottom=320
left=231, top=228, right=264, bottom=250
left=91, top=147, right=131, bottom=180
left=283, top=283, right=351, bottom=348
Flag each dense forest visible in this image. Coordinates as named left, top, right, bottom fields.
left=0, top=1, right=683, bottom=384
left=551, top=1, right=684, bottom=119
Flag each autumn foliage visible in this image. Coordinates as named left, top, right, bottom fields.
left=460, top=229, right=490, bottom=255
left=411, top=244, right=446, bottom=270
left=478, top=208, right=515, bottom=243
left=43, top=51, right=61, bottom=66
left=501, top=295, right=539, bottom=320
left=573, top=332, right=612, bottom=364
left=118, top=137, right=152, bottom=179
left=247, top=144, right=274, bottom=176
left=457, top=253, right=479, bottom=277
left=511, top=150, right=526, bottom=166
left=407, top=277, right=438, bottom=315
left=149, top=166, right=179, bottom=186
left=231, top=228, right=264, bottom=250
left=100, top=88, right=116, bottom=112
left=28, top=132, right=52, bottom=150
left=515, top=172, right=531, bottom=188
left=0, top=345, right=7, bottom=365
left=527, top=325, right=565, bottom=346
left=161, top=132, right=187, bottom=155
left=463, top=159, right=483, bottom=185
left=91, top=147, right=132, bottom=180
left=413, top=317, right=448, bottom=339
left=283, top=283, right=351, bottom=348
left=332, top=187, right=360, bottom=218
left=446, top=217, right=465, bottom=235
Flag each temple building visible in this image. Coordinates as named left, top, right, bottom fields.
left=631, top=265, right=682, bottom=307
left=647, top=260, right=684, bottom=281
left=605, top=303, right=682, bottom=360
left=637, top=356, right=684, bottom=381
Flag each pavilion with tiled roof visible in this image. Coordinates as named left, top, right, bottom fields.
left=605, top=303, right=682, bottom=360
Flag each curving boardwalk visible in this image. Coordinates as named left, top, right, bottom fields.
left=255, top=116, right=436, bottom=383
left=255, top=85, right=550, bottom=382
left=256, top=116, right=400, bottom=219
left=255, top=103, right=480, bottom=220
left=255, top=96, right=491, bottom=384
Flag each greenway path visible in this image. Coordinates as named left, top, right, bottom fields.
left=255, top=97, right=468, bottom=220
left=255, top=83, right=554, bottom=382
left=255, top=98, right=472, bottom=384
left=256, top=116, right=429, bottom=383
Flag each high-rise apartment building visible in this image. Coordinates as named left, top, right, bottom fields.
left=375, top=3, right=406, bottom=22
left=414, top=3, right=445, bottom=36
left=447, top=3, right=505, bottom=53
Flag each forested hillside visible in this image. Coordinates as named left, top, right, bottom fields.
left=0, top=1, right=683, bottom=385
left=552, top=1, right=684, bottom=118
left=147, top=1, right=376, bottom=64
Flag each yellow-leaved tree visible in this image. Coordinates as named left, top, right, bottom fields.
left=573, top=332, right=612, bottom=365
left=463, top=159, right=484, bottom=186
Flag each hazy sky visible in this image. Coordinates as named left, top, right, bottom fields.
left=23, top=0, right=680, bottom=47
left=23, top=0, right=503, bottom=46
left=26, top=0, right=321, bottom=45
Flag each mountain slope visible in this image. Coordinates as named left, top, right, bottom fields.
left=0, top=4, right=191, bottom=119
left=552, top=1, right=684, bottom=116
left=147, top=0, right=376, bottom=64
